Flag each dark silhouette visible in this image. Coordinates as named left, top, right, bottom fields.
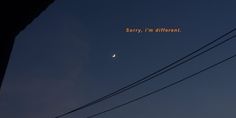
left=0, top=0, right=55, bottom=91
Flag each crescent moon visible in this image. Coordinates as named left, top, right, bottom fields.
left=112, top=54, right=116, bottom=58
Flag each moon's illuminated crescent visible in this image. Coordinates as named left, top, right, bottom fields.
left=112, top=54, right=116, bottom=58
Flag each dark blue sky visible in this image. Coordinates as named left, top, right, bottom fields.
left=1, top=0, right=236, bottom=118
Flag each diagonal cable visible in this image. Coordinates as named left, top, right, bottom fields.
left=87, top=53, right=236, bottom=118
left=55, top=28, right=236, bottom=118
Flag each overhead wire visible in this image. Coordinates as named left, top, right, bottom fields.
left=87, top=53, right=236, bottom=118
left=55, top=28, right=236, bottom=118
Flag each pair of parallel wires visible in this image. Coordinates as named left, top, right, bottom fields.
left=55, top=28, right=236, bottom=118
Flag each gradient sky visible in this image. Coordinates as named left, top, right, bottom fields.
left=1, top=0, right=236, bottom=118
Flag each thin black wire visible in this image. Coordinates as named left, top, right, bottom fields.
left=55, top=28, right=236, bottom=118
left=87, top=53, right=236, bottom=118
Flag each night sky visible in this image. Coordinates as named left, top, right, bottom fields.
left=1, top=0, right=236, bottom=118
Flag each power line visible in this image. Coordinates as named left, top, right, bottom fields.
left=87, top=53, right=236, bottom=118
left=54, top=28, right=236, bottom=118
left=55, top=29, right=236, bottom=118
